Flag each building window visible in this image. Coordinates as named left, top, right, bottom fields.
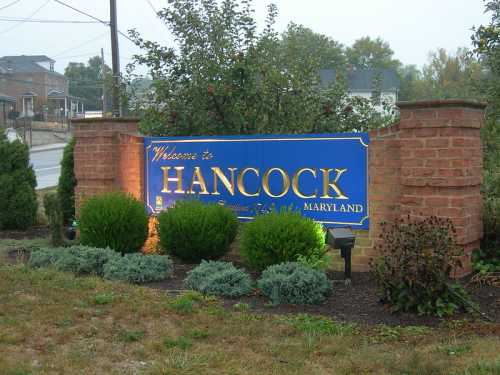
left=50, top=62, right=54, bottom=71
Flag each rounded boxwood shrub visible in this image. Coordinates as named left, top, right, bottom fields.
left=184, top=260, right=252, bottom=298
left=79, top=192, right=149, bottom=254
left=240, top=209, right=325, bottom=270
left=257, top=262, right=332, bottom=305
left=158, top=200, right=238, bottom=262
left=103, top=253, right=173, bottom=283
left=0, top=132, right=37, bottom=230
left=57, top=138, right=76, bottom=224
left=28, top=245, right=119, bottom=276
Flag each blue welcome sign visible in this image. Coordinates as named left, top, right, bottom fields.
left=144, top=133, right=369, bottom=229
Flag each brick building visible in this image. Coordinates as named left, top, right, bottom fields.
left=0, top=55, right=84, bottom=120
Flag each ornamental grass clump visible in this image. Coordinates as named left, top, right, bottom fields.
left=157, top=200, right=238, bottom=262
left=257, top=262, right=332, bottom=305
left=103, top=253, right=173, bottom=283
left=371, top=216, right=472, bottom=317
left=240, top=208, right=325, bottom=270
left=184, top=260, right=252, bottom=298
left=79, top=192, right=149, bottom=254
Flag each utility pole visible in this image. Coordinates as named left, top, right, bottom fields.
left=110, top=0, right=121, bottom=117
left=101, top=48, right=107, bottom=117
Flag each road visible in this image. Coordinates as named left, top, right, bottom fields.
left=30, top=144, right=66, bottom=190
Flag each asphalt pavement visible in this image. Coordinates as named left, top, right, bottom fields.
left=30, top=143, right=66, bottom=190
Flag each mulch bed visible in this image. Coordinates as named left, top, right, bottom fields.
left=146, top=257, right=500, bottom=327
left=4, top=236, right=500, bottom=327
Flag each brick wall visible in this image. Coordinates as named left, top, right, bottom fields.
left=73, top=100, right=486, bottom=276
left=73, top=118, right=142, bottom=215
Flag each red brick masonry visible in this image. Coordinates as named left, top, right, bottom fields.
left=73, top=100, right=486, bottom=276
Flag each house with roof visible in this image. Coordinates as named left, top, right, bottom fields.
left=319, top=68, right=400, bottom=113
left=0, top=55, right=84, bottom=121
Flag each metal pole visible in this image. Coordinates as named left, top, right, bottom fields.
left=341, top=247, right=352, bottom=284
left=101, top=47, right=107, bottom=117
left=110, top=0, right=121, bottom=117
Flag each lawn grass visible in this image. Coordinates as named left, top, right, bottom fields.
left=0, top=239, right=499, bottom=374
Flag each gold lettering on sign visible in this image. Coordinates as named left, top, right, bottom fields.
left=161, top=166, right=185, bottom=193
left=152, top=146, right=198, bottom=161
left=188, top=167, right=209, bottom=195
left=212, top=167, right=237, bottom=196
left=262, top=168, right=291, bottom=198
left=292, top=168, right=317, bottom=198
left=320, top=168, right=348, bottom=199
left=237, top=168, right=261, bottom=197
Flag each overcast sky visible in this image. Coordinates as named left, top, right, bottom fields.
left=0, top=0, right=491, bottom=74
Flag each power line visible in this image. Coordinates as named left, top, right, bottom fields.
left=1, top=75, right=107, bottom=88
left=145, top=0, right=158, bottom=15
left=0, top=17, right=100, bottom=23
left=0, top=0, right=21, bottom=12
left=145, top=0, right=169, bottom=32
left=51, top=0, right=136, bottom=44
left=0, top=0, right=49, bottom=35
left=52, top=31, right=108, bottom=58
left=52, top=0, right=108, bottom=26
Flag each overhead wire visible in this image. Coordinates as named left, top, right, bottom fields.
left=51, top=31, right=108, bottom=58
left=51, top=0, right=136, bottom=44
left=0, top=0, right=21, bottom=12
left=0, top=16, right=100, bottom=23
left=0, top=0, right=50, bottom=34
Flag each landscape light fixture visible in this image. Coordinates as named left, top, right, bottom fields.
left=326, top=227, right=356, bottom=284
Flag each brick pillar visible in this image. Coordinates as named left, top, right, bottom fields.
left=398, top=100, right=486, bottom=277
left=73, top=118, right=143, bottom=214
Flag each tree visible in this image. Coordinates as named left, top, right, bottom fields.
left=279, top=23, right=347, bottom=71
left=0, top=132, right=37, bottom=230
left=346, top=36, right=401, bottom=70
left=64, top=56, right=112, bottom=111
left=398, top=64, right=422, bottom=101
left=127, top=0, right=393, bottom=137
left=398, top=49, right=485, bottom=101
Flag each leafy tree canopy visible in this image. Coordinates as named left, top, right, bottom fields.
left=126, top=0, right=394, bottom=136
left=64, top=56, right=112, bottom=111
left=399, top=48, right=486, bottom=101
left=279, top=23, right=347, bottom=71
left=346, top=36, right=401, bottom=70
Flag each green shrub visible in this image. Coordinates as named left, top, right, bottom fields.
left=79, top=192, right=149, bottom=254
left=43, top=192, right=64, bottom=246
left=54, top=246, right=119, bottom=275
left=57, top=138, right=76, bottom=224
left=157, top=200, right=238, bottom=262
left=481, top=193, right=500, bottom=264
left=257, top=262, right=332, bottom=305
left=28, top=247, right=61, bottom=268
left=371, top=216, right=471, bottom=317
left=240, top=209, right=325, bottom=270
left=0, top=133, right=37, bottom=230
left=28, top=245, right=119, bottom=276
left=184, top=260, right=252, bottom=298
left=103, top=253, right=173, bottom=283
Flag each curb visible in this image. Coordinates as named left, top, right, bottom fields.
left=30, top=143, right=67, bottom=153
